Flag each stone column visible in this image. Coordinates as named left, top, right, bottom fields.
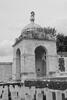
left=21, top=55, right=25, bottom=73
left=48, top=55, right=58, bottom=77
left=12, top=57, right=16, bottom=80
left=16, top=56, right=21, bottom=81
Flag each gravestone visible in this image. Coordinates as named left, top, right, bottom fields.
left=56, top=90, right=62, bottom=100
left=36, top=93, right=43, bottom=100
left=46, top=89, right=52, bottom=100
left=25, top=94, right=32, bottom=100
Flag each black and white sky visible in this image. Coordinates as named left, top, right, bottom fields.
left=0, top=0, right=67, bottom=58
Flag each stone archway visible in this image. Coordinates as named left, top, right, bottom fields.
left=16, top=48, right=21, bottom=81
left=35, top=46, right=47, bottom=77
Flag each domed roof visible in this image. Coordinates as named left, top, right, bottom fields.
left=21, top=11, right=42, bottom=34
left=13, top=11, right=56, bottom=47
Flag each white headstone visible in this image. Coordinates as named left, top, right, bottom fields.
left=25, top=94, right=32, bottom=100
left=19, top=86, right=25, bottom=100
left=25, top=87, right=30, bottom=94
left=2, top=89, right=8, bottom=100
left=56, top=90, right=62, bottom=100
left=15, top=85, right=20, bottom=92
left=30, top=87, right=35, bottom=100
left=36, top=93, right=43, bottom=100
left=37, top=88, right=41, bottom=94
left=46, top=89, right=52, bottom=100
left=0, top=86, right=3, bottom=96
left=11, top=87, right=18, bottom=100
left=64, top=90, right=67, bottom=99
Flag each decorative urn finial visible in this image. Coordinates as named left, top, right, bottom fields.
left=30, top=11, right=35, bottom=23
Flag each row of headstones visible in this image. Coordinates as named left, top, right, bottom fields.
left=0, top=85, right=67, bottom=100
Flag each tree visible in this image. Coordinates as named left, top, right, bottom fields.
left=56, top=33, right=64, bottom=53
left=43, top=27, right=56, bottom=36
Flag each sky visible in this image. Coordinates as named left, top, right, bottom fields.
left=0, top=0, right=67, bottom=58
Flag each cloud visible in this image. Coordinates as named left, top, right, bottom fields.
left=0, top=40, right=13, bottom=56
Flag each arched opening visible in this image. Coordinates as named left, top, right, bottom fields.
left=35, top=46, right=46, bottom=77
left=16, top=48, right=21, bottom=81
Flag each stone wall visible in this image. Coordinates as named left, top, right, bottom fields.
left=0, top=62, right=12, bottom=82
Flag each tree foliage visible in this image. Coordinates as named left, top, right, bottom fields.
left=43, top=27, right=56, bottom=36
left=40, top=27, right=67, bottom=53
left=56, top=33, right=64, bottom=52
left=56, top=33, right=67, bottom=53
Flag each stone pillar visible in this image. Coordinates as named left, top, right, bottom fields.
left=12, top=57, right=16, bottom=80
left=48, top=55, right=58, bottom=76
left=21, top=55, right=25, bottom=73
left=16, top=57, right=21, bottom=81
